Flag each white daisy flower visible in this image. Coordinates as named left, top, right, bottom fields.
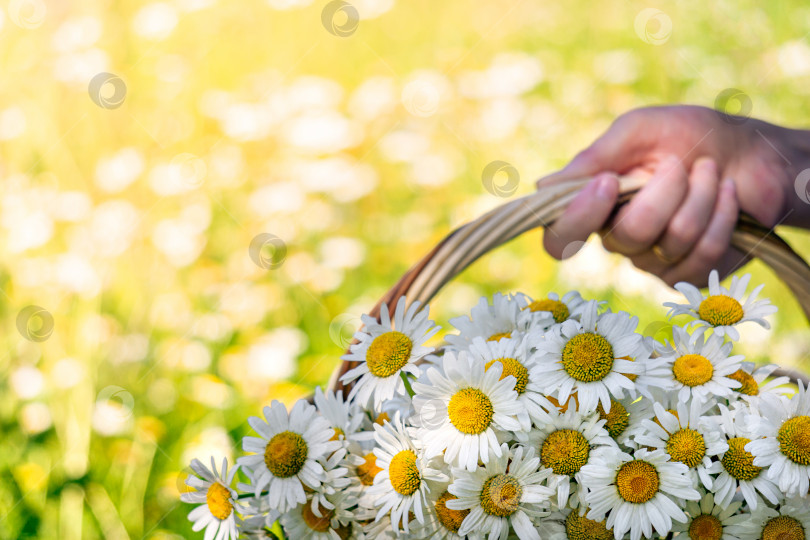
left=747, top=382, right=810, bottom=497
left=445, top=292, right=533, bottom=349
left=727, top=361, right=792, bottom=404
left=367, top=413, right=448, bottom=534
left=710, top=404, right=780, bottom=510
left=237, top=399, right=341, bottom=513
left=313, top=387, right=368, bottom=447
left=525, top=407, right=616, bottom=508
left=672, top=491, right=749, bottom=540
left=340, top=296, right=439, bottom=411
left=664, top=270, right=776, bottom=341
left=580, top=447, right=700, bottom=540
left=532, top=300, right=644, bottom=414
left=466, top=335, right=555, bottom=431
left=280, top=491, right=356, bottom=540
left=181, top=457, right=240, bottom=540
left=736, top=499, right=810, bottom=540
left=654, top=326, right=743, bottom=404
left=635, top=400, right=727, bottom=490
left=411, top=349, right=524, bottom=472
left=519, top=290, right=587, bottom=326
left=447, top=443, right=555, bottom=540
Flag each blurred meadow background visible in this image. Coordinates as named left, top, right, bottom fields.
left=1, top=0, right=810, bottom=537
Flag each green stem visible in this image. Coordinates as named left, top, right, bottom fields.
left=400, top=371, right=416, bottom=398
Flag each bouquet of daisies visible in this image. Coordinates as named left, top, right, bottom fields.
left=181, top=270, right=810, bottom=540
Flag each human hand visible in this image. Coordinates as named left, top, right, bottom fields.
left=537, top=105, right=809, bottom=287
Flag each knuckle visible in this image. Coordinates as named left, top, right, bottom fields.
left=614, top=108, right=648, bottom=128
left=620, top=215, right=657, bottom=246
left=666, top=218, right=700, bottom=247
left=696, top=239, right=726, bottom=262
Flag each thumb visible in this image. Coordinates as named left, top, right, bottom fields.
left=543, top=172, right=620, bottom=259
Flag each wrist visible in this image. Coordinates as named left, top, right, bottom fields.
left=746, top=120, right=810, bottom=228
left=782, top=126, right=810, bottom=227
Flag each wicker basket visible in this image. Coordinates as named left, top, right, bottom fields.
left=332, top=175, right=810, bottom=392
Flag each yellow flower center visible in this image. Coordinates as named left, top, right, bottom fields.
left=527, top=299, right=570, bottom=323
left=615, top=460, right=659, bottom=504
left=666, top=428, right=707, bottom=469
left=778, top=416, right=810, bottom=466
left=722, top=437, right=761, bottom=480
left=688, top=514, right=723, bottom=540
left=728, top=369, right=759, bottom=395
left=487, top=331, right=512, bottom=342
left=480, top=474, right=522, bottom=517
left=672, top=354, right=714, bottom=387
left=366, top=331, right=413, bottom=377
left=762, top=516, right=806, bottom=540
left=205, top=482, right=233, bottom=521
left=357, top=452, right=382, bottom=486
left=374, top=412, right=390, bottom=425
left=698, top=294, right=744, bottom=326
left=434, top=491, right=469, bottom=533
left=484, top=357, right=529, bottom=394
left=541, top=429, right=590, bottom=476
left=302, top=502, right=333, bottom=532
left=561, top=333, right=615, bottom=382
left=597, top=399, right=629, bottom=439
left=389, top=450, right=420, bottom=496
left=565, top=510, right=612, bottom=540
left=448, top=388, right=494, bottom=435
left=329, top=427, right=345, bottom=441
left=264, top=431, right=308, bottom=478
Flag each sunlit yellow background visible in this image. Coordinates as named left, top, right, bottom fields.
left=2, top=0, right=810, bottom=537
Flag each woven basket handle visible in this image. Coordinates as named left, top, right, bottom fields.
left=333, top=175, right=810, bottom=392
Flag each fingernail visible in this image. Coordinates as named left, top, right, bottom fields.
left=699, top=157, right=717, bottom=174
left=594, top=173, right=616, bottom=200
left=723, top=177, right=736, bottom=193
